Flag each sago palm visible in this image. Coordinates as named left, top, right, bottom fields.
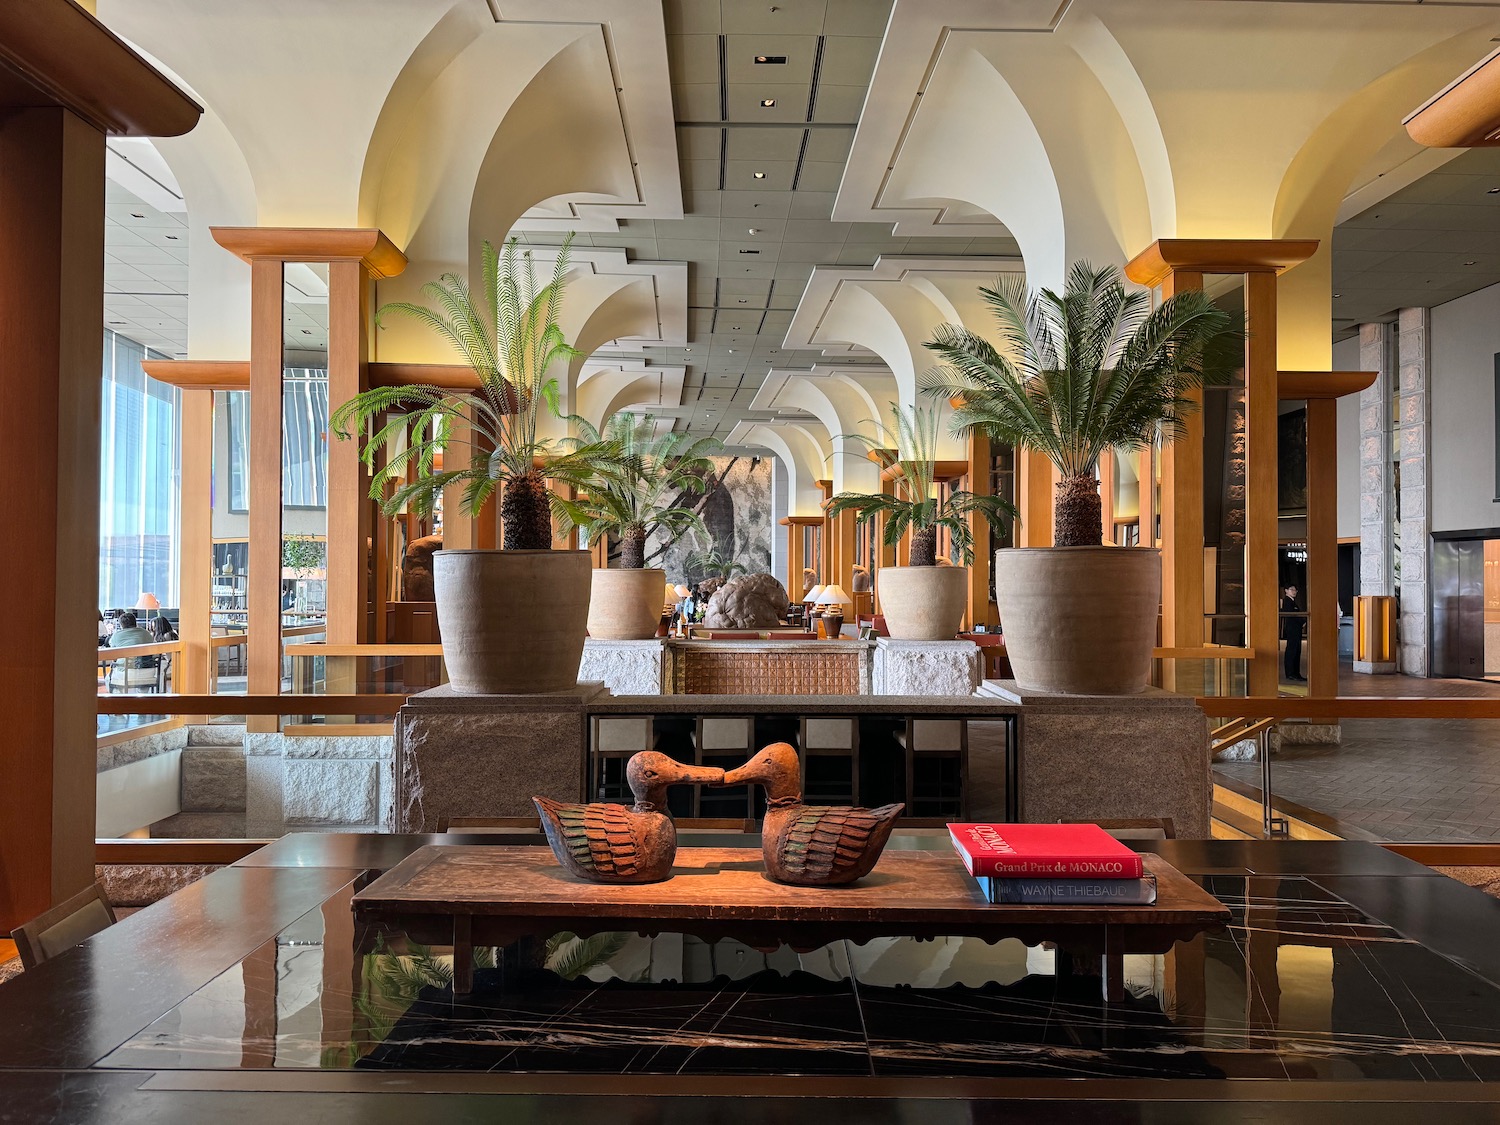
left=330, top=235, right=614, bottom=550
left=827, top=403, right=1016, bottom=567
left=553, top=413, right=722, bottom=568
left=922, top=261, right=1243, bottom=548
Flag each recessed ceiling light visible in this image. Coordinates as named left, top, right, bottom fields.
left=760, top=98, right=776, bottom=107
left=1490, top=187, right=1500, bottom=194
left=739, top=249, right=760, bottom=254
left=108, top=320, right=125, bottom=325
left=1465, top=260, right=1478, bottom=265
left=753, top=172, right=766, bottom=179
left=738, top=299, right=748, bottom=303
left=1333, top=293, right=1342, bottom=298
left=754, top=55, right=787, bottom=65
left=165, top=234, right=178, bottom=240
left=130, top=212, right=144, bottom=219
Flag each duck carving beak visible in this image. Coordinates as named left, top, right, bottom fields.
left=667, top=763, right=725, bottom=786
left=721, top=761, right=757, bottom=787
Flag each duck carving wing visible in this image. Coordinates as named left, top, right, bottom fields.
left=776, top=803, right=904, bottom=883
left=533, top=796, right=643, bottom=879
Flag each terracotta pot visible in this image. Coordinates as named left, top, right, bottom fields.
left=875, top=565, right=968, bottom=640
left=587, top=567, right=668, bottom=640
left=993, top=547, right=1161, bottom=695
left=433, top=549, right=591, bottom=694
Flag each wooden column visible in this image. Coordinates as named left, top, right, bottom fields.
left=1125, top=240, right=1318, bottom=694
left=1099, top=446, right=1116, bottom=544
left=0, top=109, right=104, bottom=928
left=326, top=259, right=368, bottom=645
left=781, top=517, right=804, bottom=595
left=1280, top=371, right=1376, bottom=697
left=1245, top=271, right=1280, bottom=697
left=1306, top=396, right=1338, bottom=696
left=247, top=256, right=284, bottom=730
left=966, top=430, right=994, bottom=630
left=0, top=4, right=199, bottom=928
left=179, top=390, right=214, bottom=695
left=817, top=480, right=834, bottom=585
left=1018, top=450, right=1054, bottom=548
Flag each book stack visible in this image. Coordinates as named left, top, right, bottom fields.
left=948, top=822, right=1157, bottom=905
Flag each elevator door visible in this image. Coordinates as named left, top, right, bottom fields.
left=1432, top=539, right=1485, bottom=679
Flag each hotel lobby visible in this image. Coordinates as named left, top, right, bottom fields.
left=9, top=0, right=1500, bottom=1120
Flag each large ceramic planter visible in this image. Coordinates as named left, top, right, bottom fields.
left=994, top=547, right=1160, bottom=695
left=433, top=549, right=591, bottom=694
left=588, top=567, right=668, bottom=640
left=876, top=565, right=969, bottom=640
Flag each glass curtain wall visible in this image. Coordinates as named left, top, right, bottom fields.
left=99, top=328, right=179, bottom=612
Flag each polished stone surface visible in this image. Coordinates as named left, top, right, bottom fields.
left=96, top=870, right=1500, bottom=1082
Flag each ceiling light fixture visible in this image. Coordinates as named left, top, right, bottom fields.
left=753, top=172, right=766, bottom=179
left=1491, top=187, right=1500, bottom=194
left=165, top=234, right=178, bottom=240
left=1466, top=260, right=1478, bottom=265
left=130, top=212, right=144, bottom=219
left=1333, top=293, right=1342, bottom=298
left=760, top=98, right=776, bottom=107
left=754, top=55, right=787, bottom=64
left=748, top=228, right=759, bottom=235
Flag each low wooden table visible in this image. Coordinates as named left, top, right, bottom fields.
left=353, top=846, right=1229, bottom=999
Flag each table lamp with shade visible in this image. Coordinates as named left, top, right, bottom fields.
left=134, top=592, right=160, bottom=622
left=802, top=584, right=825, bottom=633
left=814, top=583, right=851, bottom=638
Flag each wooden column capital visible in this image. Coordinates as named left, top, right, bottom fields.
left=1277, top=370, right=1377, bottom=400
left=1124, top=239, right=1319, bottom=288
left=210, top=227, right=407, bottom=278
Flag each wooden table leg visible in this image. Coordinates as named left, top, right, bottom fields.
left=1102, top=926, right=1124, bottom=1003
left=452, top=915, right=473, bottom=994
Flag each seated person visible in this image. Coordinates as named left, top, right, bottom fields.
left=108, top=612, right=161, bottom=690
left=148, top=615, right=176, bottom=642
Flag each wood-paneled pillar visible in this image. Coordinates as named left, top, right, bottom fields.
left=781, top=516, right=822, bottom=596
left=210, top=229, right=407, bottom=722
left=966, top=430, right=995, bottom=630
left=178, top=390, right=214, bottom=696
left=0, top=4, right=199, bottom=929
left=1017, top=450, right=1054, bottom=548
left=1280, top=371, right=1376, bottom=697
left=1126, top=240, right=1317, bottom=695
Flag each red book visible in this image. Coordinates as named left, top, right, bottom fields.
left=948, top=823, right=1144, bottom=879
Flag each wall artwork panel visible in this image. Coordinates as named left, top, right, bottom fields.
left=647, top=455, right=773, bottom=585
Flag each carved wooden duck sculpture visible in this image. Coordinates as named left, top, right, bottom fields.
left=533, top=751, right=723, bottom=884
left=722, top=742, right=903, bottom=886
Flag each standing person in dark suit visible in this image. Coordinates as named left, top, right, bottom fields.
left=1281, top=584, right=1305, bottom=682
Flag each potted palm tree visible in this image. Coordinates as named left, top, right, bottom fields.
left=924, top=261, right=1242, bottom=694
left=554, top=413, right=722, bottom=639
left=331, top=236, right=614, bottom=694
left=827, top=403, right=1015, bottom=641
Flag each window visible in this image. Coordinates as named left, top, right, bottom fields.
left=99, top=329, right=179, bottom=610
left=225, top=369, right=330, bottom=512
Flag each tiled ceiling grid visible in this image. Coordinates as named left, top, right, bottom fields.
left=518, top=0, right=1018, bottom=441
left=104, top=179, right=188, bottom=357
left=1333, top=147, right=1500, bottom=341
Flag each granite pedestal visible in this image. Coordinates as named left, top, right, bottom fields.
left=393, top=683, right=609, bottom=831
left=873, top=638, right=982, bottom=695
left=980, top=681, right=1211, bottom=838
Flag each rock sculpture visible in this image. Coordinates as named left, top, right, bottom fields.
left=401, top=534, right=443, bottom=602
left=703, top=573, right=790, bottom=629
left=533, top=752, right=722, bottom=884
left=722, top=742, right=903, bottom=886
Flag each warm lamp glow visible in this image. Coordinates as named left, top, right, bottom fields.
left=674, top=584, right=691, bottom=598
left=815, top=584, right=851, bottom=607
left=804, top=584, right=826, bottom=605
left=134, top=592, right=160, bottom=611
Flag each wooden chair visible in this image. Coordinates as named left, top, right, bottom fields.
left=11, top=882, right=116, bottom=970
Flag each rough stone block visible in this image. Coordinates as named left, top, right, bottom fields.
left=284, top=759, right=378, bottom=826
left=394, top=685, right=607, bottom=831
left=579, top=639, right=665, bottom=696
left=874, top=639, right=981, bottom=696
left=245, top=732, right=283, bottom=756
left=245, top=755, right=286, bottom=837
left=180, top=746, right=247, bottom=812
left=186, top=724, right=247, bottom=747
left=96, top=863, right=221, bottom=907
left=989, top=683, right=1211, bottom=838
left=99, top=725, right=190, bottom=774
left=282, top=734, right=392, bottom=760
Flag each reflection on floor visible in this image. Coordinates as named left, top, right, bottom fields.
left=97, top=875, right=1500, bottom=1080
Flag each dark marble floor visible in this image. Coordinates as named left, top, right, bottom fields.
left=97, top=871, right=1500, bottom=1081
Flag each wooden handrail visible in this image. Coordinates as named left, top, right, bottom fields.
left=97, top=640, right=182, bottom=660
left=97, top=693, right=405, bottom=716
left=283, top=624, right=326, bottom=638
left=1196, top=696, right=1500, bottom=720
left=284, top=643, right=443, bottom=657
left=1154, top=646, right=1254, bottom=660
left=210, top=633, right=247, bottom=648
left=96, top=839, right=271, bottom=864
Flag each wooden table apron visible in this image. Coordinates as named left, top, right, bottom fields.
left=351, top=846, right=1229, bottom=1000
